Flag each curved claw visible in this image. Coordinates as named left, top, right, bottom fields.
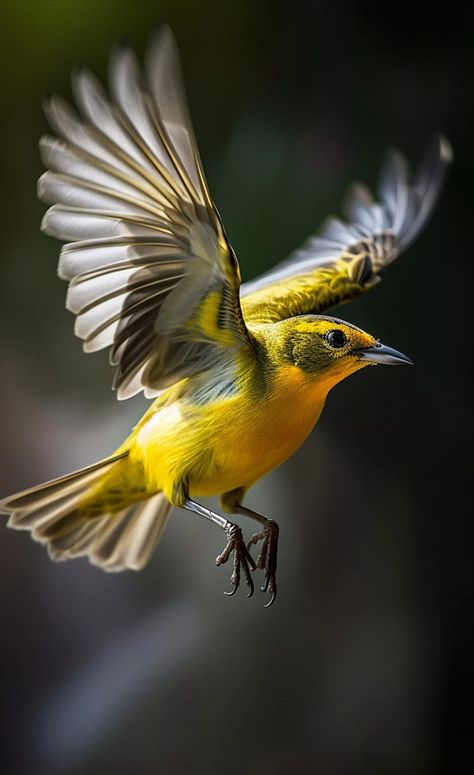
left=264, top=588, right=277, bottom=608
left=245, top=575, right=255, bottom=598
left=223, top=568, right=254, bottom=598
left=239, top=554, right=255, bottom=597
left=261, top=573, right=277, bottom=606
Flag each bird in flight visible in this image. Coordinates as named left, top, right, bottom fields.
left=1, top=26, right=451, bottom=606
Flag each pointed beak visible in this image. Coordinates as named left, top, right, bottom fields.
left=357, top=341, right=414, bottom=366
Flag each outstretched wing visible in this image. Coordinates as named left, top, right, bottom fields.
left=241, top=136, right=452, bottom=324
left=39, top=26, right=251, bottom=399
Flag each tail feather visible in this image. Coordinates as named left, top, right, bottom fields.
left=1, top=453, right=172, bottom=572
left=11, top=491, right=83, bottom=532
left=3, top=455, right=126, bottom=514
left=88, top=494, right=172, bottom=571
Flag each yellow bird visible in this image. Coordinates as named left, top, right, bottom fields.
left=1, top=27, right=451, bottom=606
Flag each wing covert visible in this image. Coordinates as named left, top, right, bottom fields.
left=39, top=26, right=249, bottom=399
left=241, top=136, right=452, bottom=324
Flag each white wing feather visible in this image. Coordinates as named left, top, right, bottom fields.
left=40, top=26, right=248, bottom=400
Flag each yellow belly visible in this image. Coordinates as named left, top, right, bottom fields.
left=133, top=365, right=327, bottom=500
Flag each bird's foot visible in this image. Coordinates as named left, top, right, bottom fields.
left=216, top=523, right=256, bottom=598
left=247, top=519, right=279, bottom=607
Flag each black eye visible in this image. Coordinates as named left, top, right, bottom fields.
left=325, top=329, right=347, bottom=348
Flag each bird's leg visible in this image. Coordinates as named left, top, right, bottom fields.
left=221, top=489, right=279, bottom=607
left=182, top=498, right=256, bottom=598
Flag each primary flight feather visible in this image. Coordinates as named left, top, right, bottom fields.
left=1, top=26, right=451, bottom=605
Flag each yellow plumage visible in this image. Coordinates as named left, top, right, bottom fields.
left=0, top=26, right=451, bottom=603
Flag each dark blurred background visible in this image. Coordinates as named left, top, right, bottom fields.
left=0, top=2, right=472, bottom=774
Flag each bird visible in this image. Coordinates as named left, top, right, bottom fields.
left=0, top=26, right=451, bottom=606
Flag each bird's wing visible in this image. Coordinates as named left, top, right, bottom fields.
left=241, top=136, right=452, bottom=324
left=39, top=26, right=251, bottom=400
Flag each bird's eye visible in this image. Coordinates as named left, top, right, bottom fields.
left=325, top=329, right=347, bottom=348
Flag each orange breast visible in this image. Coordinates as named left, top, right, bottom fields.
left=195, top=365, right=327, bottom=495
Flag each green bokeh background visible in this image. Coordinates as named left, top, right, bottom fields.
left=0, top=2, right=472, bottom=774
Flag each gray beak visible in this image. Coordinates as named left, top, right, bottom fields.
left=357, top=341, right=414, bottom=366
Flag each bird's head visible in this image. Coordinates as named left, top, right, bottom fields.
left=272, top=315, right=412, bottom=391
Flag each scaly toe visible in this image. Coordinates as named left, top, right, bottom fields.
left=215, top=538, right=235, bottom=566
left=219, top=525, right=255, bottom=598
